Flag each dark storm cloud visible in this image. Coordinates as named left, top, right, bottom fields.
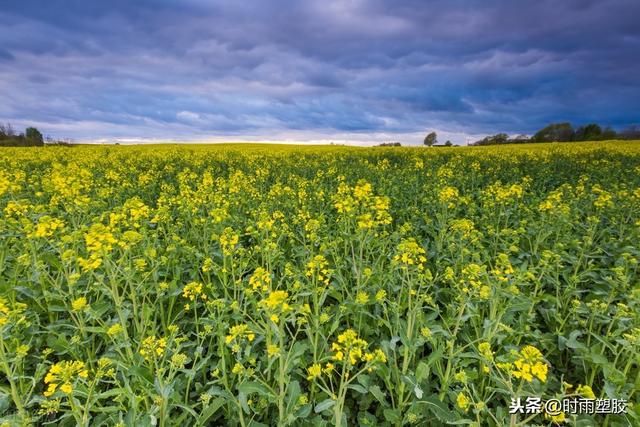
left=0, top=0, right=638, bottom=142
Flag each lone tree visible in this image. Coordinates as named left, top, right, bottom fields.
left=424, top=132, right=437, bottom=147
left=25, top=127, right=44, bottom=145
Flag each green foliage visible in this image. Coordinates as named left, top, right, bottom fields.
left=25, top=127, right=44, bottom=144
left=424, top=132, right=437, bottom=146
left=532, top=122, right=575, bottom=142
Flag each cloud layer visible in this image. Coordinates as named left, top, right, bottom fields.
left=1, top=0, right=639, bottom=144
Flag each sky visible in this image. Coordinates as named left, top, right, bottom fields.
left=0, top=0, right=639, bottom=145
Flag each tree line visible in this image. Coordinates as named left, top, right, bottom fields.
left=470, top=123, right=640, bottom=146
left=0, top=123, right=72, bottom=147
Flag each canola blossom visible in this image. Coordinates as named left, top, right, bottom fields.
left=0, top=142, right=638, bottom=426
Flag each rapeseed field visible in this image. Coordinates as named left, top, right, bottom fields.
left=0, top=142, right=638, bottom=426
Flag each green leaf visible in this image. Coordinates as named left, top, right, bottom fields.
left=416, top=361, right=430, bottom=382
left=196, top=397, right=225, bottom=426
left=565, top=330, right=586, bottom=350
left=314, top=398, right=335, bottom=413
left=238, top=391, right=250, bottom=414
left=369, top=385, right=387, bottom=405
left=0, top=392, right=9, bottom=415
left=383, top=408, right=402, bottom=423
left=347, top=384, right=368, bottom=394
left=421, top=394, right=456, bottom=423
left=414, top=384, right=423, bottom=399
left=238, top=381, right=273, bottom=398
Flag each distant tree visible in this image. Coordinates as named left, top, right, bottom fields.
left=532, top=122, right=574, bottom=142
left=444, top=140, right=452, bottom=146
left=619, top=125, right=640, bottom=140
left=601, top=126, right=617, bottom=140
left=574, top=123, right=602, bottom=141
left=471, top=133, right=510, bottom=146
left=424, top=132, right=437, bottom=147
left=0, top=123, right=15, bottom=139
left=25, top=127, right=44, bottom=145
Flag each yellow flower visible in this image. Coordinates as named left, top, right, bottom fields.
left=139, top=336, right=167, bottom=361
left=456, top=392, right=470, bottom=411
left=182, top=281, right=206, bottom=301
left=439, top=186, right=459, bottom=208
left=201, top=258, right=214, bottom=273
left=306, top=255, right=332, bottom=286
left=267, top=344, right=279, bottom=357
left=355, top=291, right=369, bottom=305
left=107, top=323, right=123, bottom=337
left=512, top=345, right=548, bottom=383
left=16, top=344, right=30, bottom=358
left=248, top=267, right=272, bottom=293
left=259, top=290, right=291, bottom=312
left=225, top=324, right=255, bottom=352
left=306, top=363, right=322, bottom=381
left=220, top=227, right=239, bottom=256
left=392, top=238, right=427, bottom=269
left=71, top=297, right=88, bottom=312
left=454, top=371, right=468, bottom=383
left=43, top=360, right=88, bottom=397
left=232, top=362, right=244, bottom=375
left=576, top=384, right=596, bottom=399
left=478, top=342, right=493, bottom=360
left=171, top=353, right=188, bottom=368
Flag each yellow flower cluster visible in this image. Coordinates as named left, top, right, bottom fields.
left=0, top=297, right=26, bottom=327
left=248, top=267, right=272, bottom=293
left=576, top=384, right=596, bottom=399
left=333, top=180, right=392, bottom=230
left=393, top=238, right=427, bottom=269
left=438, top=186, right=459, bottom=208
left=77, top=223, right=119, bottom=271
left=449, top=218, right=477, bottom=239
left=225, top=324, right=255, bottom=353
left=258, top=290, right=291, bottom=322
left=219, top=227, right=239, bottom=256
left=123, top=197, right=151, bottom=228
left=306, top=363, right=322, bottom=380
left=43, top=360, right=88, bottom=397
left=457, top=263, right=491, bottom=300
left=183, top=281, right=207, bottom=301
left=512, top=345, right=548, bottom=383
left=478, top=342, right=493, bottom=360
left=330, top=329, right=386, bottom=367
left=456, top=392, right=471, bottom=411
left=259, top=290, right=290, bottom=311
left=538, top=189, right=569, bottom=215
left=84, top=223, right=118, bottom=253
left=71, top=297, right=88, bottom=312
left=482, top=181, right=525, bottom=205
left=107, top=323, right=124, bottom=337
left=139, top=336, right=167, bottom=362
left=306, top=255, right=331, bottom=286
left=0, top=297, right=10, bottom=327
left=29, top=215, right=65, bottom=239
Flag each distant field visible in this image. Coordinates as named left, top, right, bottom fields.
left=1, top=141, right=639, bottom=426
